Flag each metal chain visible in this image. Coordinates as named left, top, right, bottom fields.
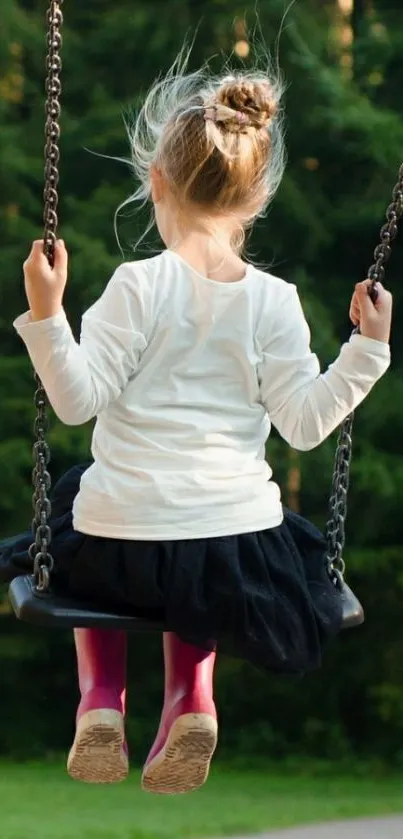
left=326, top=163, right=403, bottom=579
left=28, top=0, right=64, bottom=594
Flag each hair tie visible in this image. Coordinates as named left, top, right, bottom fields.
left=203, top=103, right=251, bottom=127
left=234, top=111, right=250, bottom=125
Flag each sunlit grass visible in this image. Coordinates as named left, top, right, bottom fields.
left=0, top=762, right=402, bottom=838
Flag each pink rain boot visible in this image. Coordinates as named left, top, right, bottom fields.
left=67, top=628, right=129, bottom=784
left=142, top=632, right=217, bottom=795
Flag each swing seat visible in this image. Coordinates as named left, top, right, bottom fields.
left=8, top=575, right=165, bottom=631
left=9, top=572, right=364, bottom=632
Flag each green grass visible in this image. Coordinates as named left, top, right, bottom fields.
left=0, top=762, right=402, bottom=839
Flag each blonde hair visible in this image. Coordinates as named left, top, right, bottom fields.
left=118, top=47, right=286, bottom=251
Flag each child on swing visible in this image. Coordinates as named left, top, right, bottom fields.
left=2, top=54, right=392, bottom=794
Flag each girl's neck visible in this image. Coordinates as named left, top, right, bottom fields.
left=166, top=230, right=247, bottom=284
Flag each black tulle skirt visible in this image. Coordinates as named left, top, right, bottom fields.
left=0, top=463, right=342, bottom=675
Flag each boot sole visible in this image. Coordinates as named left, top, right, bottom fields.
left=67, top=709, right=128, bottom=784
left=141, top=712, right=218, bottom=795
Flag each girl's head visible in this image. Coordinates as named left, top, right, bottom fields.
left=125, top=51, right=285, bottom=251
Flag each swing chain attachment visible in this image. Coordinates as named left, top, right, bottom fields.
left=28, top=0, right=64, bottom=594
left=325, top=163, right=403, bottom=581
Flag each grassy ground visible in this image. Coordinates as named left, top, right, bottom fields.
left=0, top=762, right=402, bottom=839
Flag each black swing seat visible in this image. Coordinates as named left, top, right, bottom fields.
left=9, top=575, right=165, bottom=631
left=9, top=572, right=364, bottom=631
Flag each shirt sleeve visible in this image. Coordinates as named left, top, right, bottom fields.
left=13, top=263, right=148, bottom=426
left=257, top=284, right=390, bottom=451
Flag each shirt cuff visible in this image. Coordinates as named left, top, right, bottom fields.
left=13, top=308, right=69, bottom=335
left=349, top=332, right=391, bottom=359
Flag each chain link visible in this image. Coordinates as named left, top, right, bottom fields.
left=325, top=163, right=403, bottom=580
left=29, top=0, right=63, bottom=594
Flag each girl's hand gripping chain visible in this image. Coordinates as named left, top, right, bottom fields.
left=349, top=279, right=393, bottom=344
left=23, top=239, right=68, bottom=322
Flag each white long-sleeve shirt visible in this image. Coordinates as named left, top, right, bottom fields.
left=14, top=249, right=390, bottom=539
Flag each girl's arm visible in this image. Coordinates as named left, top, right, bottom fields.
left=258, top=282, right=391, bottom=451
left=14, top=262, right=148, bottom=425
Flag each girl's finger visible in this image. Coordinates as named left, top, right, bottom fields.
left=350, top=299, right=360, bottom=315
left=362, top=278, right=384, bottom=292
left=360, top=279, right=383, bottom=306
left=26, top=240, right=45, bottom=263
left=349, top=297, right=361, bottom=325
left=31, top=240, right=45, bottom=252
left=54, top=239, right=68, bottom=271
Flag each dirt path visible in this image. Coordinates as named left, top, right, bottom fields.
left=225, top=816, right=403, bottom=838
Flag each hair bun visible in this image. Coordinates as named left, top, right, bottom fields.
left=216, top=78, right=278, bottom=131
